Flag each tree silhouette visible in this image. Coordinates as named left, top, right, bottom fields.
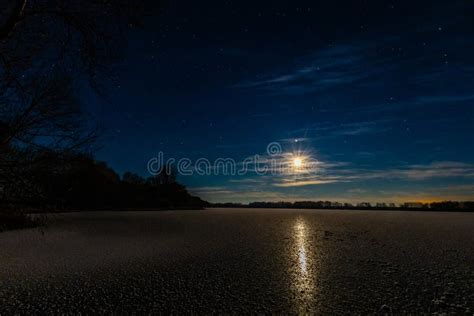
left=0, top=1, right=174, bottom=213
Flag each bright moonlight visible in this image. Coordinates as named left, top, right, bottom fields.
left=293, top=157, right=303, bottom=168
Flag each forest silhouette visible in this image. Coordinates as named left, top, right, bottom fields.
left=0, top=1, right=205, bottom=230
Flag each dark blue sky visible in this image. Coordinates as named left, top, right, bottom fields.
left=94, top=0, right=474, bottom=203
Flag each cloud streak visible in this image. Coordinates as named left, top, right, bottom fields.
left=269, top=161, right=474, bottom=188
left=288, top=120, right=395, bottom=139
left=235, top=44, right=391, bottom=95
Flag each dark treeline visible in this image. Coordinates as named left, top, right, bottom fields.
left=212, top=201, right=474, bottom=212
left=1, top=151, right=207, bottom=212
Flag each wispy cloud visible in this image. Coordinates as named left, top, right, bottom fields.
left=234, top=28, right=474, bottom=105
left=273, top=179, right=340, bottom=187
left=234, top=43, right=397, bottom=95
left=228, top=178, right=264, bottom=184
left=331, top=121, right=393, bottom=136
left=288, top=120, right=395, bottom=138
left=414, top=94, right=474, bottom=105
left=189, top=186, right=235, bottom=195
left=268, top=161, right=474, bottom=188
left=388, top=161, right=474, bottom=180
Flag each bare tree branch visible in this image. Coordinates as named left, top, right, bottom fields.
left=0, top=0, right=27, bottom=41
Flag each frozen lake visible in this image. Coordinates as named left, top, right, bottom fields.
left=1, top=208, right=473, bottom=313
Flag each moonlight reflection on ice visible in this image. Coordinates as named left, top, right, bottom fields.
left=290, top=217, right=317, bottom=311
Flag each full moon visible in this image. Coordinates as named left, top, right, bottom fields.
left=293, top=157, right=303, bottom=168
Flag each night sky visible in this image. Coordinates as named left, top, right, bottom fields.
left=94, top=0, right=474, bottom=203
